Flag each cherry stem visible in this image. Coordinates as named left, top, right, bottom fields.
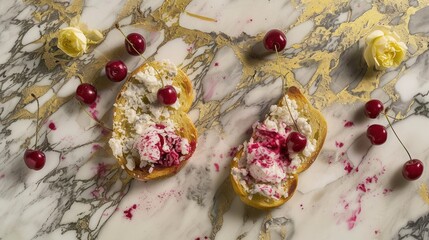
left=79, top=102, right=113, bottom=132
left=31, top=93, right=40, bottom=149
left=114, top=24, right=165, bottom=87
left=275, top=46, right=301, bottom=133
left=383, top=108, right=412, bottom=160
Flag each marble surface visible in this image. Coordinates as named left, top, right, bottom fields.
left=1, top=0, right=429, bottom=239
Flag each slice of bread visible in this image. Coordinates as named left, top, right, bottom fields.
left=230, top=86, right=327, bottom=209
left=111, top=61, right=197, bottom=181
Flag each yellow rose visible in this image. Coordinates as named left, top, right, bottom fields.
left=57, top=27, right=88, bottom=57
left=363, top=27, right=407, bottom=70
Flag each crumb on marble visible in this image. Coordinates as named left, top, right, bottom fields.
left=123, top=204, right=137, bottom=220
left=335, top=141, right=344, bottom=148
left=48, top=121, right=56, bottom=130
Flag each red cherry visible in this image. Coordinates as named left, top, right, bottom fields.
left=263, top=29, right=287, bottom=52
left=157, top=85, right=177, bottom=106
left=287, top=132, right=307, bottom=152
left=125, top=33, right=146, bottom=56
left=402, top=159, right=424, bottom=181
left=24, top=149, right=46, bottom=170
left=76, top=83, right=97, bottom=104
left=365, top=99, right=384, bottom=118
left=105, top=60, right=127, bottom=82
left=366, top=124, right=387, bottom=145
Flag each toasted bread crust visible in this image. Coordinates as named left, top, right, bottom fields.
left=230, top=86, right=327, bottom=209
left=112, top=61, right=197, bottom=181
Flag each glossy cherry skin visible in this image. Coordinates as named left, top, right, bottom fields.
left=263, top=29, right=287, bottom=52
left=287, top=132, right=307, bottom=152
left=125, top=33, right=146, bottom=56
left=157, top=85, right=178, bottom=105
left=402, top=159, right=424, bottom=181
left=365, top=99, right=384, bottom=118
left=366, top=124, right=387, bottom=145
left=76, top=83, right=97, bottom=105
left=24, top=149, right=46, bottom=170
left=105, top=60, right=127, bottom=82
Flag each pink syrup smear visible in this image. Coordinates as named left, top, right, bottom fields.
left=123, top=204, right=137, bottom=220
left=344, top=120, right=354, bottom=127
left=48, top=122, right=56, bottom=130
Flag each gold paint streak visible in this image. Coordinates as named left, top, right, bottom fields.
left=116, top=0, right=144, bottom=22
left=258, top=214, right=272, bottom=240
left=419, top=183, right=429, bottom=205
left=185, top=11, right=217, bottom=22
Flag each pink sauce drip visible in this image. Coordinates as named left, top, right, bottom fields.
left=347, top=206, right=361, bottom=230
left=48, top=122, right=56, bottom=130
left=123, top=204, right=137, bottom=220
left=214, top=163, right=220, bottom=172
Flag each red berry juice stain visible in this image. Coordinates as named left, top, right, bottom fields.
left=335, top=141, right=344, bottom=148
left=101, top=128, right=110, bottom=136
left=91, top=186, right=104, bottom=198
left=343, top=121, right=354, bottom=128
left=343, top=161, right=353, bottom=174
left=96, top=163, right=107, bottom=177
left=0, top=174, right=5, bottom=179
left=347, top=208, right=361, bottom=230
left=214, top=163, right=220, bottom=172
left=92, top=144, right=102, bottom=152
left=383, top=188, right=393, bottom=195
left=48, top=122, right=57, bottom=130
left=89, top=95, right=100, bottom=120
left=228, top=147, right=238, bottom=157
left=214, top=62, right=219, bottom=66
left=356, top=183, right=367, bottom=193
left=365, top=175, right=378, bottom=184
left=123, top=204, right=137, bottom=220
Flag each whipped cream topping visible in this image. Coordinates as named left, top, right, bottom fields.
left=109, top=60, right=189, bottom=170
left=231, top=95, right=317, bottom=200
